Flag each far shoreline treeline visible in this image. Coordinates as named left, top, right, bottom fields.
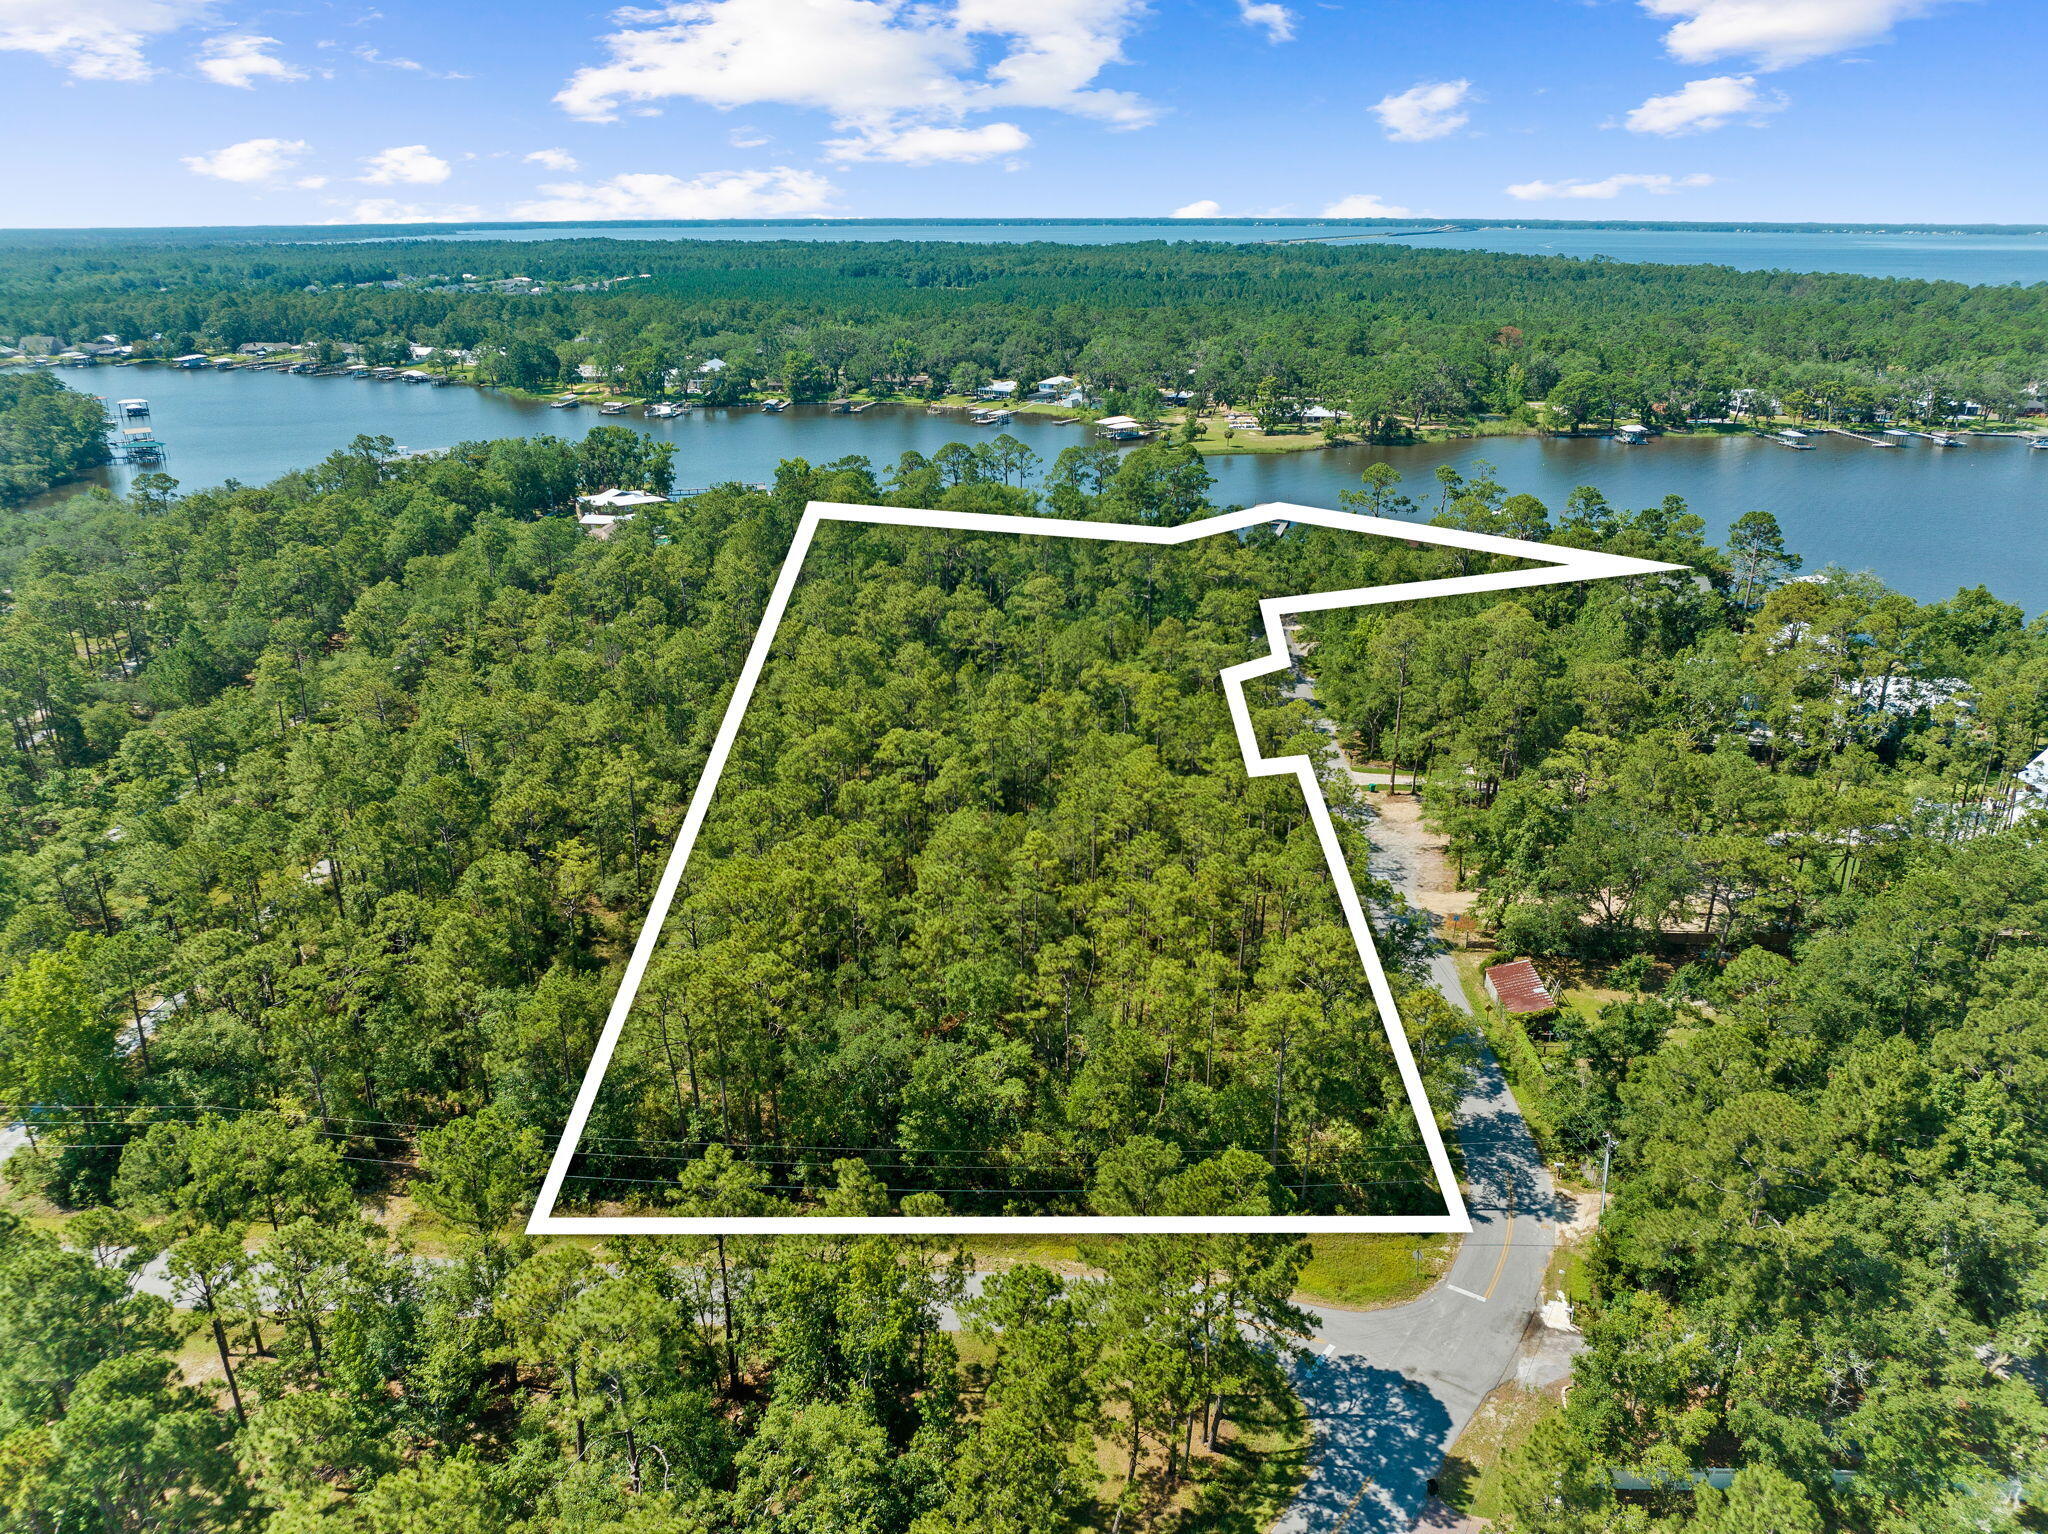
left=2, top=235, right=2042, bottom=459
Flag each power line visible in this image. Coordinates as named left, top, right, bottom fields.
left=3, top=1103, right=1449, bottom=1166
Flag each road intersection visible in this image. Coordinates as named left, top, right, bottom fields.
left=1272, top=650, right=1577, bottom=1533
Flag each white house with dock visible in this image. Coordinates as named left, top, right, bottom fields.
left=576, top=487, right=669, bottom=537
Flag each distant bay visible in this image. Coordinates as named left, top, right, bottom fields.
left=384, top=221, right=2048, bottom=285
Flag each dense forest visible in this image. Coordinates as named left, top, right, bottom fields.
left=581, top=512, right=1471, bottom=1218
left=3, top=235, right=2044, bottom=433
left=0, top=370, right=109, bottom=506
left=0, top=386, right=2043, bottom=1528
left=1301, top=473, right=2048, bottom=1528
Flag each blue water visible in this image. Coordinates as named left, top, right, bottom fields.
left=53, top=364, right=2048, bottom=610
left=394, top=221, right=2048, bottom=285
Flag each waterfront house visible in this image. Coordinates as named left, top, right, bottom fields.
left=1483, top=959, right=1556, bottom=1017
left=978, top=379, right=1020, bottom=400
left=576, top=488, right=668, bottom=538
left=1032, top=375, right=1078, bottom=398
left=578, top=488, right=671, bottom=510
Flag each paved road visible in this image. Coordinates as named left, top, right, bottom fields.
left=1272, top=650, right=1571, bottom=1534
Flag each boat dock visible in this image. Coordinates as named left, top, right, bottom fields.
left=1820, top=427, right=1899, bottom=446
left=112, top=427, right=166, bottom=463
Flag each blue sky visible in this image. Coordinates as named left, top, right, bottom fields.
left=1, top=0, right=2040, bottom=229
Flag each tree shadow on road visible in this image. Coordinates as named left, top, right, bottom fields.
left=1453, top=1050, right=1571, bottom=1226
left=1274, top=1355, right=1453, bottom=1532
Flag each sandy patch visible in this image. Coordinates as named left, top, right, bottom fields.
left=1368, top=794, right=1478, bottom=920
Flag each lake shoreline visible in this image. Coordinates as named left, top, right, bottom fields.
left=22, top=361, right=2047, bottom=612
left=68, top=357, right=2046, bottom=467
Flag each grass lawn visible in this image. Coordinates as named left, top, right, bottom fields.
left=1184, top=423, right=1334, bottom=455
left=1546, top=1232, right=1596, bottom=1308
left=1295, top=1234, right=1452, bottom=1310
left=1436, top=1380, right=1562, bottom=1521
left=1453, top=952, right=1566, bottom=1160
left=963, top=1232, right=1453, bottom=1311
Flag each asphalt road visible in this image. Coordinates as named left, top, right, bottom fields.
left=1272, top=650, right=1570, bottom=1534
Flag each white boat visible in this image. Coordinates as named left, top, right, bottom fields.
left=599, top=401, right=629, bottom=415
left=2028, top=437, right=2048, bottom=450
left=761, top=398, right=787, bottom=412
left=644, top=401, right=680, bottom=417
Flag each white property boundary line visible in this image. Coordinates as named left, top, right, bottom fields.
left=528, top=500, right=1682, bottom=1236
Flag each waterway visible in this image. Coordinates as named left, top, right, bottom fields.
left=56, top=364, right=2048, bottom=610
left=398, top=222, right=2048, bottom=285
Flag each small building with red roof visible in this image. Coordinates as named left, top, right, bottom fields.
left=1484, top=959, right=1556, bottom=1017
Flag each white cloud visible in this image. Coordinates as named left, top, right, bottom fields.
left=825, top=120, right=1029, bottom=163
left=1372, top=79, right=1475, bottom=142
left=1237, top=0, right=1295, bottom=43
left=510, top=166, right=839, bottom=221
left=181, top=136, right=310, bottom=183
left=1171, top=199, right=1222, bottom=218
left=360, top=144, right=452, bottom=185
left=729, top=126, right=771, bottom=148
left=524, top=147, right=580, bottom=170
left=350, top=44, right=467, bottom=78
left=1624, top=74, right=1786, bottom=133
left=0, top=0, right=215, bottom=81
left=353, top=45, right=423, bottom=70
left=1322, top=192, right=1414, bottom=217
left=194, top=32, right=303, bottom=87
left=1505, top=171, right=1715, bottom=200
left=555, top=0, right=1153, bottom=173
left=345, top=199, right=486, bottom=223
left=296, top=175, right=329, bottom=189
left=1642, top=0, right=1948, bottom=69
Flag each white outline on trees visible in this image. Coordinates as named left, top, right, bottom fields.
left=529, top=500, right=1680, bottom=1236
